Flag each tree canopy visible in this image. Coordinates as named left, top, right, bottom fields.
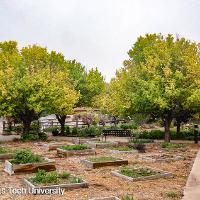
left=102, top=34, right=200, bottom=141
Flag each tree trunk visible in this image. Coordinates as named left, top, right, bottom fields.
left=164, top=116, right=172, bottom=142
left=56, top=115, right=66, bottom=135
left=177, top=121, right=181, bottom=135
left=76, top=119, right=78, bottom=128
left=22, top=120, right=31, bottom=134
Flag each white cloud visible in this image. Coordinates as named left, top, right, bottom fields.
left=0, top=0, right=199, bottom=81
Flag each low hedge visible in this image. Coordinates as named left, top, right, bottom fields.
left=132, top=129, right=194, bottom=140
left=47, top=126, right=103, bottom=137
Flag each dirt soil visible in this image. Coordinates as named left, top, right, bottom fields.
left=0, top=140, right=198, bottom=200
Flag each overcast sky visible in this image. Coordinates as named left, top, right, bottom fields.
left=0, top=0, right=199, bottom=82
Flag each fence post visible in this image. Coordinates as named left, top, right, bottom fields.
left=194, top=124, right=199, bottom=144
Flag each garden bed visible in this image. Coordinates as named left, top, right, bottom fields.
left=24, top=170, right=88, bottom=193
left=110, top=146, right=138, bottom=154
left=0, top=146, right=14, bottom=160
left=73, top=137, right=100, bottom=144
left=43, top=142, right=73, bottom=151
left=112, top=166, right=172, bottom=182
left=4, top=149, right=56, bottom=175
left=57, top=145, right=96, bottom=157
left=140, top=154, right=185, bottom=162
left=4, top=158, right=56, bottom=175
left=81, top=156, right=128, bottom=168
left=87, top=141, right=118, bottom=149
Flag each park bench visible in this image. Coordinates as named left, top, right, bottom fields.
left=102, top=129, right=132, bottom=141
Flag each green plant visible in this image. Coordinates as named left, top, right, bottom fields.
left=38, top=131, right=48, bottom=141
left=71, top=127, right=79, bottom=135
left=30, top=169, right=83, bottom=185
left=60, top=144, right=90, bottom=151
left=161, top=143, right=184, bottom=149
left=70, top=177, right=82, bottom=183
left=78, top=127, right=102, bottom=137
left=165, top=191, right=177, bottom=198
left=121, top=195, right=135, bottom=200
left=129, top=138, right=154, bottom=143
left=0, top=146, right=9, bottom=154
left=120, top=167, right=158, bottom=178
left=21, top=133, right=40, bottom=141
left=88, top=156, right=119, bottom=163
left=132, top=129, right=194, bottom=140
left=59, top=171, right=70, bottom=179
left=120, top=121, right=138, bottom=130
left=51, top=127, right=60, bottom=136
left=64, top=126, right=70, bottom=135
left=11, top=149, right=44, bottom=164
left=21, top=131, right=47, bottom=142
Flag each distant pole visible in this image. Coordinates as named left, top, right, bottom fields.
left=194, top=124, right=199, bottom=144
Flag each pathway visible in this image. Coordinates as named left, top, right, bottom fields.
left=182, top=148, right=200, bottom=200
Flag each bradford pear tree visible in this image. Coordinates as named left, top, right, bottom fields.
left=0, top=41, right=79, bottom=135
left=107, top=34, right=200, bottom=142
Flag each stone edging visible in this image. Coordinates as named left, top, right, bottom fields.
left=112, top=167, right=173, bottom=182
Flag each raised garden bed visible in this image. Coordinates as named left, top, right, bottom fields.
left=24, top=170, right=88, bottom=193
left=81, top=156, right=128, bottom=168
left=43, top=142, right=73, bottom=151
left=112, top=166, right=172, bottom=182
left=110, top=146, right=138, bottom=154
left=57, top=145, right=96, bottom=157
left=73, top=137, right=100, bottom=145
left=0, top=146, right=15, bottom=160
left=160, top=143, right=186, bottom=151
left=4, top=149, right=56, bottom=175
left=140, top=154, right=185, bottom=162
left=87, top=141, right=118, bottom=149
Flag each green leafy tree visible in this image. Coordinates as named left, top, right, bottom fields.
left=0, top=41, right=79, bottom=135
left=66, top=62, right=105, bottom=107
left=108, top=34, right=200, bottom=142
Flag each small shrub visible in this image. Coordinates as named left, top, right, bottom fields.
left=11, top=149, right=44, bottom=164
left=38, top=131, right=48, bottom=141
left=71, top=127, right=79, bottom=135
left=21, top=132, right=47, bottom=142
left=120, top=121, right=138, bottom=130
left=0, top=146, right=9, bottom=154
left=165, top=191, right=178, bottom=198
left=59, top=171, right=70, bottom=179
left=21, top=133, right=39, bottom=141
left=78, top=127, right=102, bottom=137
left=70, top=177, right=82, bottom=183
left=64, top=126, right=70, bottom=135
left=121, top=195, right=135, bottom=200
left=51, top=127, right=60, bottom=136
left=161, top=143, right=184, bottom=149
